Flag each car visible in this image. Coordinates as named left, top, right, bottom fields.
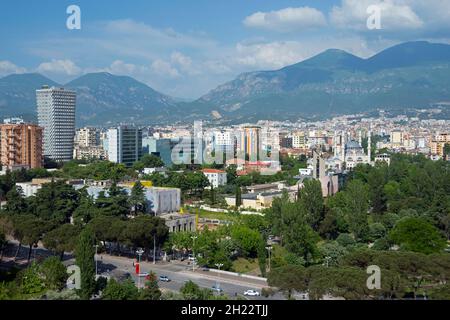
left=138, top=272, right=149, bottom=277
left=244, top=290, right=260, bottom=296
left=201, top=266, right=210, bottom=271
left=159, top=275, right=171, bottom=282
left=211, top=286, right=223, bottom=293
left=188, top=255, right=195, bottom=261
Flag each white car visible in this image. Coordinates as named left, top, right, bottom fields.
left=138, top=272, right=149, bottom=277
left=244, top=290, right=260, bottom=296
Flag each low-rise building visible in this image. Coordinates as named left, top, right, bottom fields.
left=74, top=184, right=181, bottom=216
left=202, top=169, right=227, bottom=188
left=161, top=213, right=196, bottom=233
left=225, top=189, right=297, bottom=211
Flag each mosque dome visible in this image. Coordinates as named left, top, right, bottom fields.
left=345, top=140, right=363, bottom=150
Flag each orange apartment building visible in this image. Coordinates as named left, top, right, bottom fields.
left=0, top=124, right=44, bottom=169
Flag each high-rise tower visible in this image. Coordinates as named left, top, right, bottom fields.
left=36, top=86, right=76, bottom=162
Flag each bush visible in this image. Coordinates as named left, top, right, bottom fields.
left=369, top=223, right=387, bottom=241
left=336, top=233, right=356, bottom=248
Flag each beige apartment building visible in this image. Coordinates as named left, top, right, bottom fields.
left=0, top=124, right=44, bottom=169
left=430, top=133, right=450, bottom=157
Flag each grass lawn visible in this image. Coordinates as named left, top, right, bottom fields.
left=232, top=258, right=260, bottom=275
left=185, top=207, right=240, bottom=223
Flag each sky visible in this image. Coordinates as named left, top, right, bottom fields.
left=1, top=0, right=450, bottom=99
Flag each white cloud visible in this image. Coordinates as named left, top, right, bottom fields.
left=151, top=59, right=180, bottom=78
left=230, top=36, right=377, bottom=70
left=108, top=60, right=143, bottom=75
left=330, top=0, right=424, bottom=31
left=243, top=7, right=327, bottom=32
left=0, top=60, right=26, bottom=77
left=37, top=59, right=81, bottom=76
left=234, top=41, right=307, bottom=69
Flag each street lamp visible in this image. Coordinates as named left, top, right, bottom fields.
left=136, top=248, right=144, bottom=289
left=215, top=263, right=224, bottom=291
left=93, top=244, right=99, bottom=278
left=266, top=246, right=272, bottom=272
left=191, top=235, right=198, bottom=272
left=153, top=234, right=156, bottom=265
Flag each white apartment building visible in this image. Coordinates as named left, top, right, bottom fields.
left=75, top=127, right=100, bottom=148
left=36, top=86, right=76, bottom=162
left=292, top=132, right=307, bottom=148
left=202, top=169, right=227, bottom=188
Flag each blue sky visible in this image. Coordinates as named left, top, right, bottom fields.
left=1, top=0, right=450, bottom=99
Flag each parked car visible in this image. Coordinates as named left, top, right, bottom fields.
left=211, top=286, right=223, bottom=293
left=244, top=290, right=260, bottom=296
left=159, top=275, right=171, bottom=282
left=138, top=272, right=149, bottom=277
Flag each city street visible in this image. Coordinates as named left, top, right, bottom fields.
left=1, top=240, right=285, bottom=300
left=86, top=254, right=285, bottom=300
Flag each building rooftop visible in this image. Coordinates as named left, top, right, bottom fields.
left=201, top=169, right=226, bottom=174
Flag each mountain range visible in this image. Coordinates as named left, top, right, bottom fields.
left=1, top=41, right=450, bottom=126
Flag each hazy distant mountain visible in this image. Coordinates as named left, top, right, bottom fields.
left=65, top=72, right=178, bottom=125
left=0, top=72, right=179, bottom=126
left=1, top=41, right=450, bottom=125
left=190, top=41, right=450, bottom=122
left=0, top=73, right=59, bottom=122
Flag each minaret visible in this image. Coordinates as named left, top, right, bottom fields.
left=358, top=130, right=362, bottom=146
left=368, top=131, right=372, bottom=162
left=333, top=131, right=337, bottom=157
left=341, top=131, right=346, bottom=162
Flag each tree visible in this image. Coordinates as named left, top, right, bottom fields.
left=133, top=154, right=164, bottom=172
left=95, top=183, right=130, bottom=217
left=42, top=224, right=80, bottom=259
left=257, top=240, right=267, bottom=277
left=180, top=280, right=212, bottom=300
left=121, top=216, right=169, bottom=261
left=18, top=262, right=45, bottom=295
left=209, top=184, right=216, bottom=205
left=267, top=265, right=307, bottom=299
left=102, top=278, right=139, bottom=300
left=226, top=165, right=237, bottom=185
left=297, top=179, right=324, bottom=230
left=4, top=186, right=27, bottom=214
left=443, top=143, right=450, bottom=161
left=319, top=241, right=347, bottom=267
left=139, top=272, right=161, bottom=300
left=367, top=166, right=388, bottom=214
left=73, top=189, right=97, bottom=225
left=75, top=229, right=96, bottom=299
left=389, top=217, right=447, bottom=254
left=235, top=185, right=242, bottom=207
left=129, top=181, right=147, bottom=214
left=13, top=215, right=47, bottom=263
left=342, top=180, right=370, bottom=241
left=40, top=257, right=68, bottom=290
left=28, top=180, right=80, bottom=224
left=0, top=230, right=7, bottom=262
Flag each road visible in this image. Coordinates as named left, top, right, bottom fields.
left=2, top=239, right=285, bottom=300
left=88, top=254, right=285, bottom=300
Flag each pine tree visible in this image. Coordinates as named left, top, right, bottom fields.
left=235, top=185, right=242, bottom=208
left=75, top=229, right=96, bottom=300
left=129, top=180, right=147, bottom=214
left=210, top=184, right=215, bottom=205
